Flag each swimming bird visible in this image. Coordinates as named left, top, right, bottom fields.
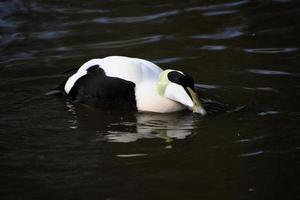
left=60, top=56, right=206, bottom=115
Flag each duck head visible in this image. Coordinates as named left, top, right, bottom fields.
left=157, top=70, right=206, bottom=115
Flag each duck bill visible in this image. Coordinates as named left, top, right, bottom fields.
left=187, top=87, right=206, bottom=115
left=164, top=83, right=194, bottom=108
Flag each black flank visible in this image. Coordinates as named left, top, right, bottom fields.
left=68, top=66, right=137, bottom=110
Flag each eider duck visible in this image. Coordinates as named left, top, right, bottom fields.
left=60, top=56, right=206, bottom=115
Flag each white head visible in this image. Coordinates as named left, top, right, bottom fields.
left=157, top=70, right=206, bottom=115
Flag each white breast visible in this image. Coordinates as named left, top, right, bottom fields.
left=135, top=82, right=186, bottom=113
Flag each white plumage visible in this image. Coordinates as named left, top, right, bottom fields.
left=65, top=56, right=162, bottom=93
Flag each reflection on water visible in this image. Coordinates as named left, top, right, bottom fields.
left=0, top=0, right=300, bottom=199
left=65, top=101, right=78, bottom=129
left=65, top=102, right=201, bottom=144
left=107, top=113, right=196, bottom=143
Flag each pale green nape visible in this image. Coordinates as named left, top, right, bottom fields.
left=156, top=69, right=174, bottom=96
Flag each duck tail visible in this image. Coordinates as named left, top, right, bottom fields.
left=45, top=79, right=68, bottom=96
left=45, top=89, right=61, bottom=96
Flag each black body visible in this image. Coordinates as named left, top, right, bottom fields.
left=64, top=65, right=137, bottom=109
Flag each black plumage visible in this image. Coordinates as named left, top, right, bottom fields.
left=67, top=65, right=137, bottom=109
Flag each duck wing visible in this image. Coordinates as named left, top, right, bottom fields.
left=65, top=56, right=162, bottom=94
left=99, top=56, right=163, bottom=84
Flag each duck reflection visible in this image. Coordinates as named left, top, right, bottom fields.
left=106, top=112, right=196, bottom=143
left=65, top=102, right=200, bottom=144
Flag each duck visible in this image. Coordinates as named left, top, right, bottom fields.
left=60, top=56, right=206, bottom=115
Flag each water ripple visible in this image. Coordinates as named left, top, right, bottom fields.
left=0, top=32, right=24, bottom=47
left=185, top=0, right=249, bottom=12
left=152, top=57, right=183, bottom=64
left=94, top=10, right=178, bottom=24
left=195, top=83, right=221, bottom=89
left=242, top=86, right=278, bottom=92
left=198, top=45, right=228, bottom=51
left=257, top=111, right=280, bottom=116
left=191, top=26, right=244, bottom=40
left=202, top=10, right=238, bottom=16
left=244, top=47, right=298, bottom=54
left=30, top=31, right=70, bottom=40
left=50, top=7, right=108, bottom=14
left=247, top=69, right=297, bottom=76
left=82, top=35, right=162, bottom=49
left=235, top=135, right=266, bottom=144
left=0, top=52, right=34, bottom=65
left=238, top=150, right=264, bottom=157
left=116, top=154, right=148, bottom=158
left=0, top=0, right=27, bottom=18
left=0, top=19, right=16, bottom=29
left=23, top=1, right=107, bottom=15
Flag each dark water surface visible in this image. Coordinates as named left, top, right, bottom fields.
left=1, top=0, right=300, bottom=199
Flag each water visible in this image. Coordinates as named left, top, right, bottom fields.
left=0, top=0, right=300, bottom=199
